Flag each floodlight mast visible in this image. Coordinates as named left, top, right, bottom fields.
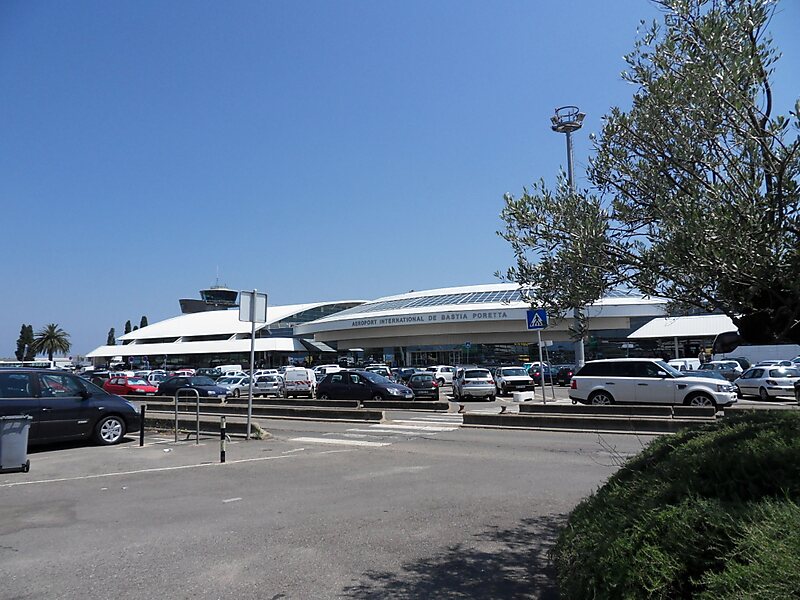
left=551, top=105, right=586, bottom=369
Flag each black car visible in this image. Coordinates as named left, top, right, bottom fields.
left=317, top=370, right=414, bottom=401
left=157, top=376, right=228, bottom=399
left=195, top=368, right=222, bottom=379
left=406, top=372, right=439, bottom=400
left=0, top=368, right=141, bottom=446
left=555, top=365, right=575, bottom=386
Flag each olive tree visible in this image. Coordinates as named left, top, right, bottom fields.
left=500, top=0, right=800, bottom=345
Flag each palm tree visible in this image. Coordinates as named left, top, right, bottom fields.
left=32, top=323, right=71, bottom=362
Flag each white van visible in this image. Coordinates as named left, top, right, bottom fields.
left=667, top=358, right=702, bottom=372
left=284, top=368, right=317, bottom=398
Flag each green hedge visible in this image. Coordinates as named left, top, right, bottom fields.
left=552, top=410, right=800, bottom=599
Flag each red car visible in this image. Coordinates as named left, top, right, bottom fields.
left=103, top=376, right=158, bottom=396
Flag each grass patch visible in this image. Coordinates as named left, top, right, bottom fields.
left=552, top=410, right=800, bottom=599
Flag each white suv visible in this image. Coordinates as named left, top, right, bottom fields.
left=494, top=366, right=535, bottom=396
left=427, top=365, right=456, bottom=386
left=569, top=358, right=737, bottom=408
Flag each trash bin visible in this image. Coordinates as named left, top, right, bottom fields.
left=0, top=415, right=32, bottom=473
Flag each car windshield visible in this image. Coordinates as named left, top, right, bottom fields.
left=771, top=368, right=800, bottom=377
left=190, top=376, right=216, bottom=386
left=127, top=378, right=149, bottom=386
left=654, top=361, right=683, bottom=377
left=465, top=370, right=490, bottom=379
left=217, top=378, right=235, bottom=384
left=501, top=368, right=528, bottom=377
left=411, top=374, right=434, bottom=382
left=361, top=371, right=390, bottom=384
left=699, top=364, right=717, bottom=370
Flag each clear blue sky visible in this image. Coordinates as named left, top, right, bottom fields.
left=1, top=0, right=798, bottom=356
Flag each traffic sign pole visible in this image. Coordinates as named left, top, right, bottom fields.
left=537, top=330, right=546, bottom=404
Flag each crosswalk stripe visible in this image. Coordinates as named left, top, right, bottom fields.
left=290, top=437, right=390, bottom=447
left=346, top=428, right=421, bottom=435
left=371, top=424, right=457, bottom=432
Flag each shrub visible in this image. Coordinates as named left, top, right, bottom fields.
left=552, top=411, right=800, bottom=599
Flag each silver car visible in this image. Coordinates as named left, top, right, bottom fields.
left=254, top=374, right=285, bottom=398
left=216, top=375, right=251, bottom=398
left=453, top=368, right=496, bottom=401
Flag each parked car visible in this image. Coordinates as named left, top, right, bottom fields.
left=555, top=365, right=576, bottom=386
left=254, top=374, right=285, bottom=397
left=406, top=372, right=439, bottom=400
left=682, top=369, right=728, bottom=382
left=316, top=370, right=413, bottom=401
left=494, top=366, right=534, bottom=396
left=696, top=360, right=743, bottom=382
left=569, top=359, right=738, bottom=408
left=734, top=366, right=800, bottom=400
left=667, top=358, right=702, bottom=372
left=453, top=368, right=496, bottom=401
left=103, top=376, right=158, bottom=396
left=528, top=364, right=554, bottom=385
left=215, top=376, right=252, bottom=398
left=284, top=367, right=317, bottom=398
left=426, top=365, right=456, bottom=386
left=196, top=367, right=222, bottom=379
left=754, top=359, right=794, bottom=368
left=157, top=376, right=228, bottom=399
left=364, top=364, right=392, bottom=378
left=147, top=371, right=167, bottom=387
left=0, top=369, right=141, bottom=446
left=174, top=368, right=196, bottom=377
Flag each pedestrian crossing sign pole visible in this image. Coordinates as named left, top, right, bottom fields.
left=526, top=309, right=549, bottom=404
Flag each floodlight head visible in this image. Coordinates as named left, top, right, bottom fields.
left=551, top=105, right=585, bottom=134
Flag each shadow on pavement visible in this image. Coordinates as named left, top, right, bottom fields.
left=342, top=514, right=564, bottom=599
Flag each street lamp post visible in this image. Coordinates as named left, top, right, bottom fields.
left=551, top=105, right=586, bottom=369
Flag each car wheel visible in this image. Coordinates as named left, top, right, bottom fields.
left=735, top=386, right=744, bottom=399
left=686, top=393, right=716, bottom=408
left=488, top=395, right=495, bottom=402
left=437, top=378, right=445, bottom=387
left=94, top=415, right=126, bottom=445
left=588, top=391, right=614, bottom=405
left=759, top=387, right=770, bottom=401
left=371, top=393, right=384, bottom=401
left=319, top=393, right=330, bottom=400
left=233, top=388, right=240, bottom=398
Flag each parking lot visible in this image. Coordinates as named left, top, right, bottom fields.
left=1, top=415, right=653, bottom=599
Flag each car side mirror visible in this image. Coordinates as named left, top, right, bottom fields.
left=657, top=371, right=668, bottom=378
left=80, top=389, right=91, bottom=399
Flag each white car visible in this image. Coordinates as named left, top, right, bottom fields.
left=364, top=364, right=392, bottom=378
left=494, top=366, right=535, bottom=396
left=569, top=358, right=737, bottom=408
left=453, top=368, right=496, bottom=401
left=734, top=366, right=800, bottom=400
left=426, top=365, right=456, bottom=386
left=754, top=359, right=794, bottom=368
left=216, top=376, right=251, bottom=398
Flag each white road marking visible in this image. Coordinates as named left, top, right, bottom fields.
left=282, top=448, right=306, bottom=454
left=223, top=497, right=242, bottom=503
left=290, top=437, right=390, bottom=447
left=345, top=428, right=421, bottom=435
left=0, top=454, right=297, bottom=488
left=371, top=424, right=457, bottom=432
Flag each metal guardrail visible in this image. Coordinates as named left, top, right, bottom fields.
left=175, top=388, right=201, bottom=444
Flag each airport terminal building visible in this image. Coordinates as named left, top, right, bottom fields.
left=87, top=284, right=669, bottom=369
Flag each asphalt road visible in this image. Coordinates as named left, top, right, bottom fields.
left=0, top=411, right=653, bottom=599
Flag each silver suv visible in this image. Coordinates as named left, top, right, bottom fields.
left=569, top=359, right=737, bottom=408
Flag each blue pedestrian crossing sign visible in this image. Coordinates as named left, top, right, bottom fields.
left=526, top=309, right=548, bottom=330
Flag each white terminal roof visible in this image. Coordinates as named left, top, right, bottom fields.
left=627, top=314, right=736, bottom=339
left=118, top=302, right=344, bottom=341
left=86, top=301, right=365, bottom=359
left=295, top=283, right=666, bottom=335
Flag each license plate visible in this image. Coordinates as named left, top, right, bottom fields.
left=146, top=393, right=154, bottom=396
left=405, top=393, right=413, bottom=398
